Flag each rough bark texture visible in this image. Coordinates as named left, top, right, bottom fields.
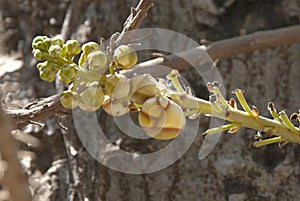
left=1, top=0, right=300, bottom=201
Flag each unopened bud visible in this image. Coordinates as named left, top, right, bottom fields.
left=87, top=50, right=108, bottom=72
left=114, top=45, right=138, bottom=69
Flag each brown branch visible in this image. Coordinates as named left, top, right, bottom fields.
left=132, top=24, right=300, bottom=71
left=115, top=0, right=154, bottom=46
left=0, top=102, right=32, bottom=201
left=208, top=25, right=300, bottom=59
left=5, top=94, right=65, bottom=129
left=4, top=24, right=300, bottom=129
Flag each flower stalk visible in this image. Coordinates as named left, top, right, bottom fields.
left=279, top=111, right=300, bottom=133
left=204, top=123, right=240, bottom=136
left=177, top=92, right=300, bottom=144
left=232, top=89, right=253, bottom=116
left=253, top=136, right=286, bottom=147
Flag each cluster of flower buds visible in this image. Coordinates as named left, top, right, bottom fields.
left=32, top=36, right=80, bottom=83
left=32, top=36, right=191, bottom=140
left=59, top=41, right=140, bottom=112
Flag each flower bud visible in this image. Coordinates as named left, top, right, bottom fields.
left=78, top=53, right=88, bottom=67
left=37, top=61, right=47, bottom=71
left=102, top=96, right=130, bottom=116
left=105, top=74, right=130, bottom=99
left=32, top=49, right=48, bottom=60
left=51, top=36, right=64, bottom=47
left=130, top=74, right=160, bottom=104
left=79, top=42, right=101, bottom=67
left=38, top=61, right=58, bottom=82
left=139, top=96, right=186, bottom=140
left=43, top=37, right=52, bottom=50
left=66, top=39, right=81, bottom=55
left=32, top=36, right=51, bottom=51
left=60, top=44, right=68, bottom=58
left=34, top=41, right=45, bottom=51
left=59, top=64, right=78, bottom=84
left=61, top=91, right=79, bottom=109
left=114, top=45, right=138, bottom=69
left=87, top=50, right=108, bottom=72
left=79, top=86, right=104, bottom=112
left=32, top=36, right=44, bottom=48
left=82, top=42, right=100, bottom=54
left=39, top=67, right=56, bottom=82
left=48, top=44, right=62, bottom=57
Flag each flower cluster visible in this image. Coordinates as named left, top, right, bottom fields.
left=32, top=36, right=188, bottom=140
left=32, top=36, right=80, bottom=83
left=32, top=36, right=300, bottom=145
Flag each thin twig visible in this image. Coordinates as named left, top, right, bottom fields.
left=0, top=102, right=32, bottom=201
left=115, top=0, right=154, bottom=46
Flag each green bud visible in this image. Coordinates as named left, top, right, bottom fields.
left=39, top=68, right=55, bottom=82
left=78, top=52, right=88, bottom=67
left=59, top=64, right=78, bottom=84
left=61, top=91, right=79, bottom=109
left=78, top=42, right=100, bottom=68
left=48, top=44, right=62, bottom=57
left=32, top=36, right=44, bottom=47
left=66, top=40, right=81, bottom=55
left=38, top=61, right=58, bottom=82
left=37, top=61, right=47, bottom=71
left=51, top=36, right=64, bottom=47
left=43, top=38, right=52, bottom=51
left=34, top=41, right=45, bottom=50
left=32, top=36, right=46, bottom=49
left=79, top=86, right=104, bottom=112
left=60, top=44, right=68, bottom=57
left=87, top=50, right=108, bottom=72
left=82, top=42, right=100, bottom=54
left=32, top=49, right=48, bottom=60
left=37, top=60, right=57, bottom=71
left=105, top=74, right=130, bottom=99
left=114, top=45, right=138, bottom=69
left=32, top=36, right=51, bottom=51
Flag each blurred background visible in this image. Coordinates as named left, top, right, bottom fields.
left=0, top=0, right=300, bottom=200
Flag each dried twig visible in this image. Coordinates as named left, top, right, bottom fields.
left=115, top=0, right=154, bottom=46
left=0, top=102, right=32, bottom=201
